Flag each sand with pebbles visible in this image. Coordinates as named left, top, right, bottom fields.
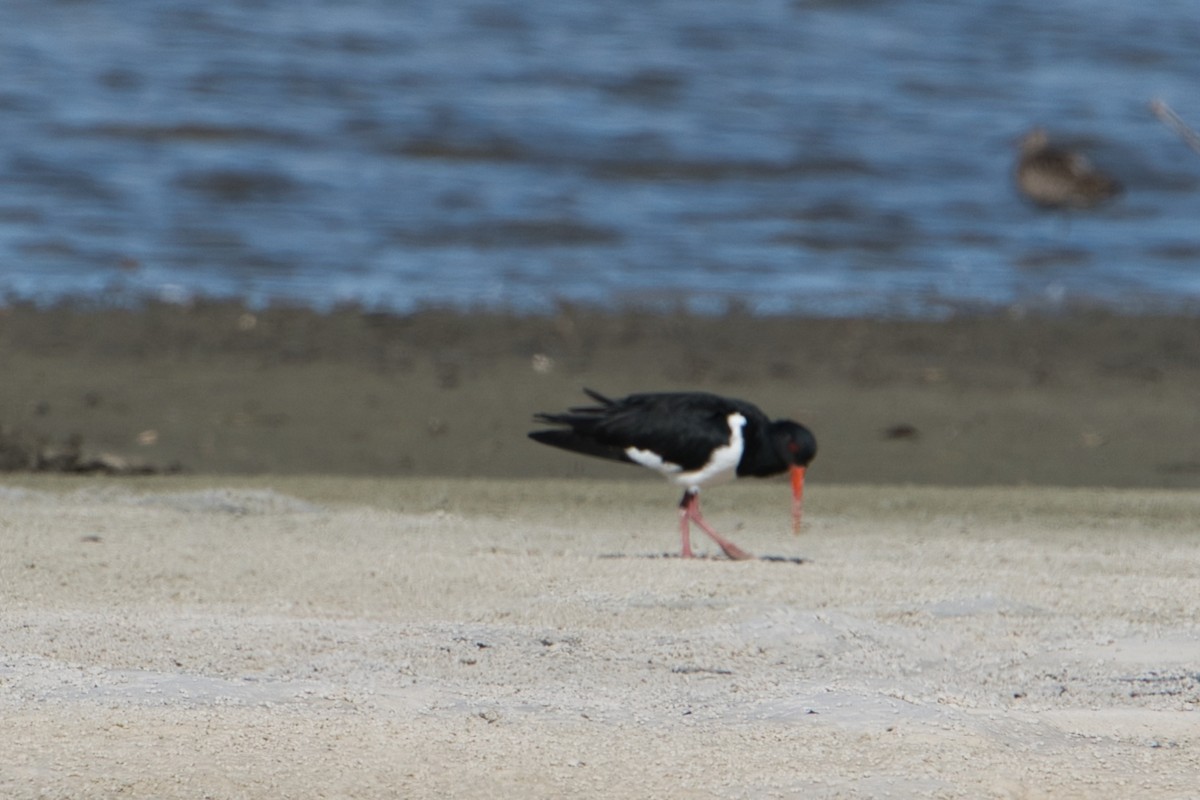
left=2, top=476, right=1198, bottom=798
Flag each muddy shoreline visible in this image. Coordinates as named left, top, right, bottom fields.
left=2, top=300, right=1199, bottom=486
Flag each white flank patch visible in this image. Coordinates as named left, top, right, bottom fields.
left=625, top=412, right=746, bottom=490
left=625, top=447, right=683, bottom=475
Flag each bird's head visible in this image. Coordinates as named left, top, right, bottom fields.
left=771, top=421, right=816, bottom=535
left=1018, top=127, right=1050, bottom=155
left=772, top=421, right=817, bottom=467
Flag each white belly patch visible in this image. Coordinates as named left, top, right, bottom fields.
left=625, top=412, right=746, bottom=490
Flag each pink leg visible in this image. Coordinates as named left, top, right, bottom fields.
left=677, top=503, right=695, bottom=558
left=679, top=491, right=754, bottom=561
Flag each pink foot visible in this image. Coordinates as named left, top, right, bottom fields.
left=679, top=490, right=755, bottom=561
left=717, top=541, right=755, bottom=561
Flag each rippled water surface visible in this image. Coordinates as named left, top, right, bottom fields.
left=2, top=0, right=1199, bottom=315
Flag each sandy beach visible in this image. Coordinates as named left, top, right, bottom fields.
left=1, top=475, right=1198, bottom=798
left=2, top=304, right=1200, bottom=797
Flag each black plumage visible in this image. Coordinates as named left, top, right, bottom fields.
left=529, top=389, right=817, bottom=560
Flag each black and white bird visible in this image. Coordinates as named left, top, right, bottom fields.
left=529, top=389, right=817, bottom=560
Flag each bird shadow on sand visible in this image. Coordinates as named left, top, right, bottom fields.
left=598, top=552, right=807, bottom=565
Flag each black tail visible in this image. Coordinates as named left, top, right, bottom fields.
left=582, top=387, right=613, bottom=406
left=531, top=387, right=613, bottom=428
left=527, top=428, right=632, bottom=464
left=528, top=389, right=632, bottom=465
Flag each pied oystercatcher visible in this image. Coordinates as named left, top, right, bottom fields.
left=529, top=389, right=817, bottom=560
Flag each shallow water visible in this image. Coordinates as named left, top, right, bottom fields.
left=1, top=0, right=1199, bottom=316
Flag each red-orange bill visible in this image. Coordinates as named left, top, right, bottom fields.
left=790, top=465, right=807, bottom=534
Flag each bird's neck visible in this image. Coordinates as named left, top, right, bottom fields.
left=736, top=423, right=787, bottom=478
